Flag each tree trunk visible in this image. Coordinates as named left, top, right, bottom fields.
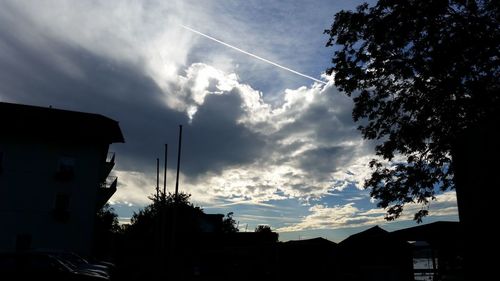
left=452, top=117, right=499, bottom=280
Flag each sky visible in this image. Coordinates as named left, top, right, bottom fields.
left=0, top=0, right=458, bottom=242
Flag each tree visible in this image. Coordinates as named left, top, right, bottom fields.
left=95, top=203, right=121, bottom=233
left=255, top=225, right=272, bottom=233
left=128, top=191, right=204, bottom=237
left=221, top=212, right=239, bottom=233
left=93, top=204, right=120, bottom=258
left=254, top=225, right=279, bottom=242
left=325, top=0, right=499, bottom=221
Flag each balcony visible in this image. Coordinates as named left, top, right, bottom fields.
left=100, top=176, right=117, bottom=190
left=97, top=176, right=117, bottom=209
left=100, top=152, right=115, bottom=181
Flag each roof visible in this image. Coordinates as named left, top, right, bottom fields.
left=338, top=225, right=412, bottom=258
left=0, top=102, right=124, bottom=144
left=391, top=221, right=463, bottom=243
left=283, top=237, right=337, bottom=247
left=339, top=225, right=389, bottom=246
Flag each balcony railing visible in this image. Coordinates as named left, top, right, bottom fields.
left=100, top=176, right=117, bottom=190
left=97, top=176, right=118, bottom=208
left=106, top=152, right=115, bottom=164
left=100, top=152, right=116, bottom=181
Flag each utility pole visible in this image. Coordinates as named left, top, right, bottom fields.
left=163, top=144, right=168, bottom=198
left=160, top=145, right=168, bottom=278
left=174, top=125, right=183, bottom=197
left=155, top=157, right=161, bottom=256
left=170, top=125, right=183, bottom=279
left=156, top=158, right=159, bottom=199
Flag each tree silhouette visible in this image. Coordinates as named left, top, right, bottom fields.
left=255, top=225, right=272, bottom=233
left=96, top=203, right=121, bottom=233
left=127, top=191, right=204, bottom=238
left=221, top=212, right=239, bottom=233
left=254, top=225, right=279, bottom=243
left=93, top=203, right=120, bottom=258
left=325, top=0, right=499, bottom=222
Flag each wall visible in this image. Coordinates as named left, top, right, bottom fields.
left=0, top=138, right=109, bottom=255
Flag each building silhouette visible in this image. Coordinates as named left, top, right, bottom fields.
left=277, top=237, right=337, bottom=280
left=336, top=225, right=414, bottom=281
left=0, top=102, right=124, bottom=255
left=392, top=221, right=464, bottom=280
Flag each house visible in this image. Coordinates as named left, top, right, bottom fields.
left=391, top=221, right=464, bottom=280
left=183, top=231, right=279, bottom=281
left=0, top=102, right=124, bottom=255
left=277, top=237, right=337, bottom=281
left=336, top=225, right=414, bottom=281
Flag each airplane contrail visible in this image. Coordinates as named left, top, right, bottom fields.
left=181, top=25, right=327, bottom=85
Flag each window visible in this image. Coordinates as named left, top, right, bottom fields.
left=54, top=156, right=75, bottom=181
left=52, top=193, right=70, bottom=222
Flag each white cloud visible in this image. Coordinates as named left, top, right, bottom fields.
left=277, top=203, right=375, bottom=232
left=109, top=171, right=156, bottom=206
left=277, top=191, right=459, bottom=232
left=330, top=155, right=374, bottom=191
left=403, top=191, right=459, bottom=218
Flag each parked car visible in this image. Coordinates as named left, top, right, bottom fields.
left=0, top=251, right=109, bottom=281
left=49, top=251, right=114, bottom=279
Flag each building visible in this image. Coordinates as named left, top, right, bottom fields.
left=336, top=225, right=414, bottom=281
left=277, top=237, right=337, bottom=280
left=0, top=102, right=124, bottom=255
left=391, top=221, right=464, bottom=280
left=193, top=231, right=279, bottom=280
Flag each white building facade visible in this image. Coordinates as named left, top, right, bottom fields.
left=0, top=102, right=124, bottom=255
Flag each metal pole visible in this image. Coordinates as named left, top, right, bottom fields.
left=156, top=158, right=159, bottom=199
left=163, top=144, right=167, bottom=198
left=171, top=125, right=183, bottom=278
left=174, top=125, right=183, bottom=197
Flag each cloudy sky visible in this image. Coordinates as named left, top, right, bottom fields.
left=0, top=0, right=458, bottom=241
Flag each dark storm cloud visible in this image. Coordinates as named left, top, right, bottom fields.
left=298, top=146, right=355, bottom=178
left=260, top=86, right=364, bottom=183
left=183, top=89, right=268, bottom=178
